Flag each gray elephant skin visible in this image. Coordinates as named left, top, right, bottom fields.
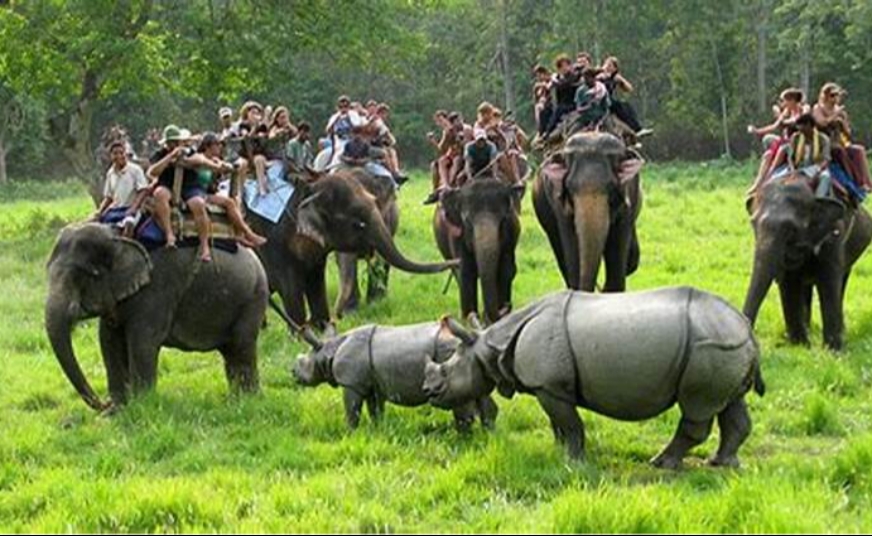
left=248, top=171, right=455, bottom=331
left=433, top=178, right=524, bottom=324
left=743, top=177, right=872, bottom=351
left=424, top=287, right=765, bottom=468
left=533, top=132, right=641, bottom=292
left=335, top=168, right=399, bottom=317
left=45, top=223, right=269, bottom=410
left=293, top=321, right=498, bottom=430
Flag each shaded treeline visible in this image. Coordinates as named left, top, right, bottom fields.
left=1, top=0, right=870, bottom=183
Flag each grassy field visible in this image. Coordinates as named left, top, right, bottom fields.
left=2, top=162, right=872, bottom=533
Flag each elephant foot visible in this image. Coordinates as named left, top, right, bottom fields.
left=100, top=402, right=123, bottom=418
left=335, top=298, right=360, bottom=319
left=366, top=288, right=388, bottom=303
left=650, top=453, right=683, bottom=470
left=708, top=455, right=741, bottom=469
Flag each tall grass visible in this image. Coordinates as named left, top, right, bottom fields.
left=1, top=162, right=871, bottom=532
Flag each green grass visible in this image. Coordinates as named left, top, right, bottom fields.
left=2, top=162, right=872, bottom=532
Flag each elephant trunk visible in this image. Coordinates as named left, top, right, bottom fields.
left=473, top=217, right=501, bottom=323
left=742, top=235, right=782, bottom=324
left=370, top=213, right=457, bottom=274
left=574, top=192, right=610, bottom=292
left=44, top=295, right=106, bottom=411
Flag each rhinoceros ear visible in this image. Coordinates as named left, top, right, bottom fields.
left=441, top=315, right=477, bottom=346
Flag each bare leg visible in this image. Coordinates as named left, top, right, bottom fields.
left=186, top=196, right=212, bottom=262
left=152, top=187, right=177, bottom=247
left=207, top=195, right=266, bottom=246
left=254, top=155, right=268, bottom=195
left=748, top=150, right=775, bottom=194
left=651, top=416, right=713, bottom=469
left=710, top=399, right=751, bottom=468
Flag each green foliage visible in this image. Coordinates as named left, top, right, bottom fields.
left=2, top=164, right=872, bottom=531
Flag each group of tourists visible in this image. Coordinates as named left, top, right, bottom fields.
left=747, top=82, right=871, bottom=202
left=424, top=102, right=529, bottom=204
left=532, top=51, right=652, bottom=145
left=94, top=96, right=409, bottom=263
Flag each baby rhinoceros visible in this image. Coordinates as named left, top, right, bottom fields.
left=423, top=287, right=765, bottom=469
left=293, top=322, right=498, bottom=431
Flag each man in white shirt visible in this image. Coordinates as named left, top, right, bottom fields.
left=97, top=140, right=150, bottom=235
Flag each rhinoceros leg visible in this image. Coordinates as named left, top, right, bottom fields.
left=709, top=398, right=751, bottom=468
left=343, top=388, right=366, bottom=429
left=535, top=391, right=585, bottom=459
left=476, top=396, right=499, bottom=430
left=651, top=416, right=713, bottom=469
left=452, top=402, right=477, bottom=433
left=365, top=393, right=386, bottom=424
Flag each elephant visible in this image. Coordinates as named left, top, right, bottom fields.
left=423, top=287, right=765, bottom=468
left=334, top=168, right=399, bottom=317
left=45, top=223, right=269, bottom=411
left=533, top=131, right=642, bottom=292
left=743, top=175, right=872, bottom=350
left=433, top=178, right=524, bottom=324
left=246, top=171, right=456, bottom=330
left=292, top=321, right=498, bottom=431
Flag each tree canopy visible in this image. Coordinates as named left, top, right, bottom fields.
left=1, top=0, right=870, bottom=182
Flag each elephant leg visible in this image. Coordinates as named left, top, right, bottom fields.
left=99, top=321, right=130, bottom=406
left=458, top=246, right=479, bottom=319
left=276, top=268, right=308, bottom=327
left=650, top=416, right=713, bottom=470
left=365, top=255, right=390, bottom=303
left=779, top=274, right=810, bottom=345
left=125, top=335, right=161, bottom=396
left=709, top=398, right=751, bottom=468
left=498, top=238, right=517, bottom=317
left=626, top=226, right=640, bottom=276
left=365, top=392, right=385, bottom=424
left=802, top=282, right=813, bottom=330
left=535, top=391, right=585, bottom=460
left=817, top=263, right=845, bottom=351
left=476, top=395, right=499, bottom=430
left=603, top=221, right=631, bottom=292
left=533, top=185, right=571, bottom=286
left=343, top=388, right=366, bottom=429
left=304, top=261, right=331, bottom=331
left=335, top=252, right=361, bottom=317
left=220, top=307, right=261, bottom=394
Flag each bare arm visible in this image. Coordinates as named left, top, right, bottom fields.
left=146, top=147, right=182, bottom=181
left=615, top=73, right=634, bottom=93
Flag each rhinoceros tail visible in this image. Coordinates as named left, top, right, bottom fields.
left=753, top=360, right=766, bottom=397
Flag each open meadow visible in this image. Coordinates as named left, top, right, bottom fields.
left=2, top=163, right=872, bottom=532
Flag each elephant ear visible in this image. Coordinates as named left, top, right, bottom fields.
left=808, top=198, right=846, bottom=248
left=441, top=189, right=463, bottom=227
left=108, top=236, right=152, bottom=303
left=331, top=326, right=375, bottom=394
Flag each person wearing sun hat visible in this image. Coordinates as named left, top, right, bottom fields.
left=146, top=124, right=216, bottom=261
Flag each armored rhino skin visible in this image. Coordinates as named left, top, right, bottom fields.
left=293, top=322, right=498, bottom=430
left=423, top=286, right=764, bottom=468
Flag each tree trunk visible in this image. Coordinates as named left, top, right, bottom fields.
left=498, top=0, right=515, bottom=114
left=756, top=2, right=769, bottom=115
left=799, top=43, right=811, bottom=99
left=710, top=35, right=732, bottom=159
left=0, top=137, right=7, bottom=185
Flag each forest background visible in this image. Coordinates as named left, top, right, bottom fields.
left=1, top=0, right=871, bottom=187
